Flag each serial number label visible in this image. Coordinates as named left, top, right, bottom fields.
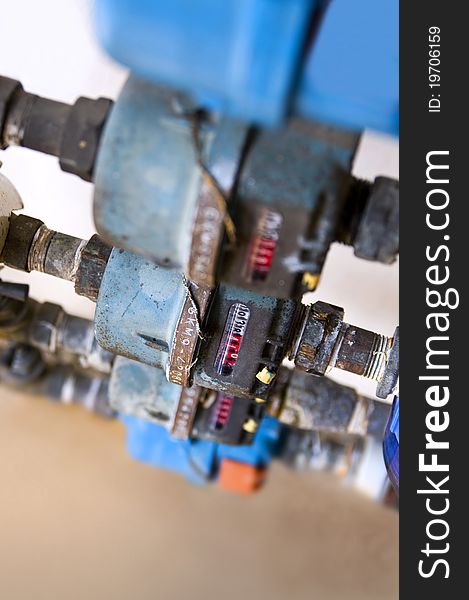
left=428, top=26, right=441, bottom=113
left=171, top=385, right=201, bottom=439
left=167, top=283, right=212, bottom=386
left=188, top=179, right=224, bottom=288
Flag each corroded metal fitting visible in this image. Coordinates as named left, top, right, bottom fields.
left=2, top=214, right=86, bottom=279
left=0, top=75, right=113, bottom=181
left=334, top=324, right=393, bottom=382
left=75, top=234, right=113, bottom=302
left=1, top=214, right=111, bottom=302
left=291, top=301, right=344, bottom=376
left=28, top=224, right=87, bottom=281
left=291, top=300, right=398, bottom=396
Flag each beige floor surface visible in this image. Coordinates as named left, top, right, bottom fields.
left=0, top=387, right=398, bottom=600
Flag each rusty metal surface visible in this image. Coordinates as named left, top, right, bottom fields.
left=290, top=300, right=396, bottom=396
left=2, top=214, right=91, bottom=287
left=42, top=232, right=86, bottom=281
left=74, top=234, right=112, bottom=302
left=335, top=325, right=379, bottom=377
left=292, top=301, right=344, bottom=375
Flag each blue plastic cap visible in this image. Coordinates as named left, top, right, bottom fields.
left=383, top=396, right=399, bottom=494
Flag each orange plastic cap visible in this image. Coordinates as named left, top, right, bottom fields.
left=218, top=458, right=267, bottom=495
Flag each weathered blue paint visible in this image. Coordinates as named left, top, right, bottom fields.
left=109, top=356, right=182, bottom=426
left=94, top=75, right=247, bottom=267
left=123, top=413, right=284, bottom=485
left=94, top=249, right=186, bottom=370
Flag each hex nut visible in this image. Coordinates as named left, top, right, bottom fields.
left=59, top=97, right=113, bottom=181
left=294, top=301, right=344, bottom=375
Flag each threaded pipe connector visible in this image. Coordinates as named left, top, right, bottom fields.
left=363, top=334, right=393, bottom=381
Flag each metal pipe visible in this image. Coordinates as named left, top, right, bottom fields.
left=27, top=224, right=86, bottom=282
left=1, top=214, right=112, bottom=302
left=0, top=75, right=113, bottom=181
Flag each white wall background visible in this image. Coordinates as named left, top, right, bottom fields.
left=0, top=0, right=399, bottom=398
